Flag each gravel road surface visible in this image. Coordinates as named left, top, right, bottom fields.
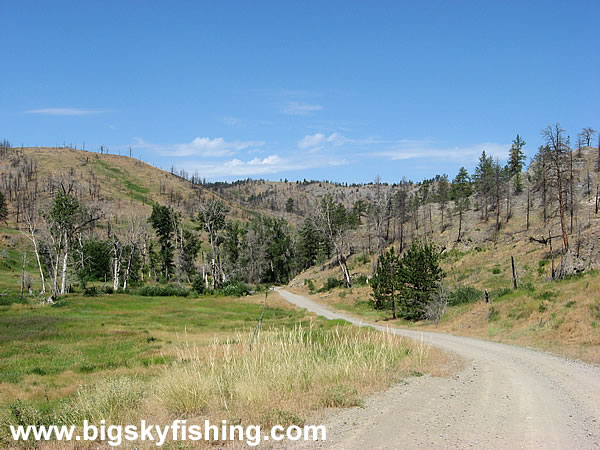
left=276, top=288, right=600, bottom=449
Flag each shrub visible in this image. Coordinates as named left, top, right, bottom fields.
left=0, top=295, right=28, bottom=306
left=448, top=286, right=482, bottom=306
left=304, top=278, right=316, bottom=293
left=83, top=286, right=100, bottom=297
left=353, top=274, right=369, bottom=286
left=191, top=276, right=207, bottom=295
left=137, top=285, right=190, bottom=297
left=356, top=253, right=370, bottom=265
left=318, top=277, right=344, bottom=292
left=536, top=290, right=557, bottom=301
left=217, top=282, right=251, bottom=297
left=491, top=287, right=513, bottom=300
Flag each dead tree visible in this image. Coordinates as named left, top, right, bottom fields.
left=541, top=124, right=569, bottom=250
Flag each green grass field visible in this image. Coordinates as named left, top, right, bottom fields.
left=0, top=292, right=315, bottom=399
left=0, top=288, right=441, bottom=447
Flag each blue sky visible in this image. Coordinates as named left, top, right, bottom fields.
left=1, top=1, right=598, bottom=182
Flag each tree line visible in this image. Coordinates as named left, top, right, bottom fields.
left=1, top=124, right=599, bottom=310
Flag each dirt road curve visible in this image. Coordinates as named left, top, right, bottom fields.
left=276, top=288, right=600, bottom=449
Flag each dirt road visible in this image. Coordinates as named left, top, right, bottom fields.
left=276, top=288, right=600, bottom=449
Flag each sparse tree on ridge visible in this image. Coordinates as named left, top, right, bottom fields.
left=436, top=174, right=450, bottom=233
left=579, top=127, right=596, bottom=147
left=531, top=145, right=550, bottom=223
left=508, top=134, right=526, bottom=194
left=541, top=123, right=569, bottom=250
left=473, top=151, right=494, bottom=222
left=451, top=167, right=472, bottom=242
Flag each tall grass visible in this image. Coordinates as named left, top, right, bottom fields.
left=157, top=325, right=416, bottom=424
left=1, top=324, right=435, bottom=446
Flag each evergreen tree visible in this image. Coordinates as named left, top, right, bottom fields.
left=451, top=167, right=472, bottom=242
left=396, top=239, right=445, bottom=321
left=0, top=191, right=8, bottom=223
left=473, top=151, right=494, bottom=221
left=285, top=197, right=294, bottom=213
left=371, top=240, right=445, bottom=321
left=508, top=134, right=527, bottom=194
left=148, top=204, right=177, bottom=280
left=370, top=247, right=400, bottom=319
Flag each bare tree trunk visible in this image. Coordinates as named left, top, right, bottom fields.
left=555, top=158, right=569, bottom=250
left=22, top=219, right=46, bottom=294
left=549, top=231, right=555, bottom=280
left=569, top=150, right=574, bottom=233
left=112, top=241, right=121, bottom=291
left=20, top=252, right=26, bottom=300
left=338, top=253, right=351, bottom=288
left=526, top=186, right=530, bottom=231
left=60, top=246, right=68, bottom=295
left=123, top=245, right=135, bottom=290
left=511, top=256, right=517, bottom=289
left=506, top=180, right=511, bottom=223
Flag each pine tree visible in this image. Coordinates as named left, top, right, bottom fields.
left=0, top=191, right=8, bottom=223
left=508, top=134, right=527, bottom=194
left=473, top=151, right=494, bottom=221
left=148, top=204, right=177, bottom=280
left=370, top=247, right=400, bottom=319
left=451, top=167, right=472, bottom=242
left=397, top=239, right=445, bottom=321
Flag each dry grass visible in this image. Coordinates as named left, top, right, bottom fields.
left=1, top=324, right=450, bottom=447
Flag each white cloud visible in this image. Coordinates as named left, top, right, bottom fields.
left=372, top=142, right=509, bottom=162
left=183, top=154, right=347, bottom=178
left=281, top=102, right=323, bottom=116
left=134, top=137, right=265, bottom=157
left=25, top=108, right=105, bottom=116
left=298, top=132, right=347, bottom=151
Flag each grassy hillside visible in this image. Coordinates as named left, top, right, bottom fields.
left=0, top=146, right=254, bottom=225
left=290, top=238, right=600, bottom=364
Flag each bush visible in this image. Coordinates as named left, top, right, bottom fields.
left=217, top=282, right=251, bottom=297
left=83, top=286, right=100, bottom=297
left=353, top=274, right=369, bottom=286
left=0, top=295, right=28, bottom=306
left=491, top=287, right=513, bottom=300
left=356, top=253, right=370, bottom=265
left=318, top=277, right=344, bottom=292
left=137, top=285, right=190, bottom=297
left=191, top=276, right=208, bottom=295
left=304, top=278, right=316, bottom=293
left=83, top=285, right=115, bottom=297
left=448, top=286, right=482, bottom=306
